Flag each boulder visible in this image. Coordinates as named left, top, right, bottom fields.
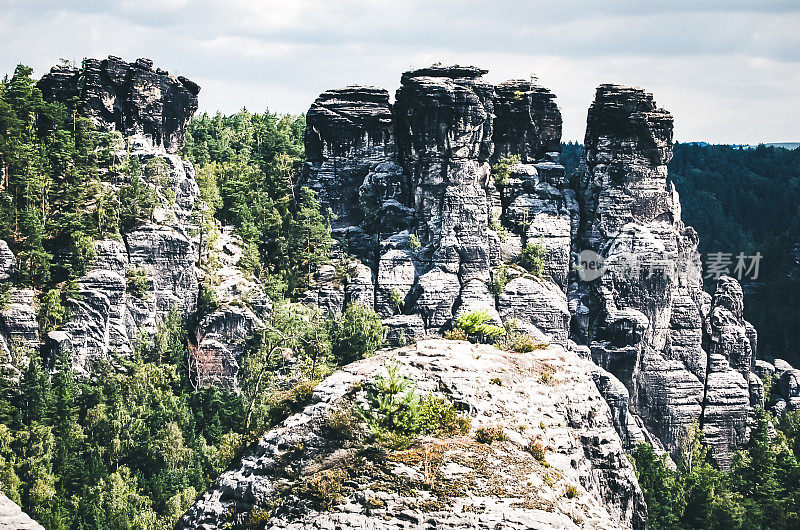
left=498, top=276, right=570, bottom=346
left=179, top=339, right=647, bottom=530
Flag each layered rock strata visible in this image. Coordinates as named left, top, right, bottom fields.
left=303, top=68, right=761, bottom=468
left=27, top=57, right=266, bottom=385
left=570, top=85, right=757, bottom=467
left=38, top=56, right=200, bottom=154
left=303, top=66, right=571, bottom=349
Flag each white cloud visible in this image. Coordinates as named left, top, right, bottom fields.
left=1, top=0, right=798, bottom=143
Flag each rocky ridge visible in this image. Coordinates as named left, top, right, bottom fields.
left=301, top=67, right=763, bottom=468
left=38, top=56, right=200, bottom=154
left=0, top=57, right=265, bottom=388
left=180, top=339, right=647, bottom=530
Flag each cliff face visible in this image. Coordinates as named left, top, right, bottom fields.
left=38, top=56, right=200, bottom=154
left=301, top=68, right=761, bottom=468
left=0, top=57, right=264, bottom=387
left=570, top=85, right=757, bottom=467
left=179, top=339, right=647, bottom=530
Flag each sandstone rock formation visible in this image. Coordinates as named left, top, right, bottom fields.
left=17, top=57, right=266, bottom=386
left=180, top=339, right=647, bottom=530
left=302, top=67, right=762, bottom=469
left=303, top=66, right=570, bottom=349
left=569, top=85, right=758, bottom=468
left=38, top=56, right=200, bottom=154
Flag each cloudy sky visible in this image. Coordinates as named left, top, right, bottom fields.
left=1, top=0, right=798, bottom=143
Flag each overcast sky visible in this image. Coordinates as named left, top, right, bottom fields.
left=1, top=0, right=798, bottom=143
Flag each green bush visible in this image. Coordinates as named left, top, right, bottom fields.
left=454, top=309, right=506, bottom=342
left=329, top=303, right=386, bottom=365
left=357, top=362, right=471, bottom=449
left=37, top=288, right=67, bottom=336
left=492, top=155, right=520, bottom=187
left=125, top=267, right=149, bottom=300
left=518, top=242, right=546, bottom=276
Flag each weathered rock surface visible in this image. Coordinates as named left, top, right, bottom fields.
left=302, top=67, right=763, bottom=469
left=194, top=228, right=271, bottom=389
left=179, top=339, right=647, bottom=530
left=0, top=287, right=40, bottom=378
left=37, top=56, right=200, bottom=153
left=302, top=65, right=571, bottom=346
left=0, top=492, right=43, bottom=530
left=569, top=84, right=757, bottom=467
left=29, top=58, right=269, bottom=382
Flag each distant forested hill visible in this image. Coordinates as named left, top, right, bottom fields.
left=561, top=142, right=800, bottom=364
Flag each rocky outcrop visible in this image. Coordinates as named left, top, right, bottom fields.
left=303, top=65, right=571, bottom=346
left=179, top=339, right=647, bottom=530
left=302, top=67, right=762, bottom=468
left=569, top=84, right=756, bottom=468
left=0, top=287, right=40, bottom=378
left=0, top=492, right=43, bottom=530
left=193, top=228, right=271, bottom=389
left=37, top=56, right=200, bottom=154
left=29, top=57, right=269, bottom=381
left=493, top=80, right=561, bottom=163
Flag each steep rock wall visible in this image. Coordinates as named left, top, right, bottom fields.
left=302, top=67, right=761, bottom=468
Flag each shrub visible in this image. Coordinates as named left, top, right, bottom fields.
left=125, top=267, right=150, bottom=300
left=357, top=362, right=471, bottom=449
left=443, top=328, right=469, bottom=341
left=518, top=242, right=546, bottom=276
left=409, top=233, right=421, bottom=250
left=299, top=467, right=348, bottom=509
left=488, top=265, right=510, bottom=296
left=419, top=395, right=471, bottom=437
left=389, top=288, right=405, bottom=313
left=324, top=407, right=360, bottom=442
left=492, top=155, right=520, bottom=187
left=564, top=484, right=581, bottom=499
left=490, top=377, right=503, bottom=386
left=525, top=438, right=548, bottom=466
left=497, top=333, right=548, bottom=353
left=454, top=309, right=506, bottom=342
left=329, top=303, right=386, bottom=365
left=475, top=426, right=508, bottom=444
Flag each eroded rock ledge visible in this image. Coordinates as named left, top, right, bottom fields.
left=179, top=339, right=647, bottom=530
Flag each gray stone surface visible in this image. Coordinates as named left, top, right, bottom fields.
left=179, top=339, right=647, bottom=530
left=37, top=56, right=199, bottom=154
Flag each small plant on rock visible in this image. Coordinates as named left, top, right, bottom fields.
left=492, top=155, right=520, bottom=187
left=475, top=425, right=508, bottom=444
left=443, top=328, right=469, bottom=341
left=389, top=288, right=405, bottom=314
left=125, top=267, right=149, bottom=299
left=564, top=483, right=581, bottom=499
left=488, top=265, right=510, bottom=296
left=525, top=438, right=549, bottom=466
left=518, top=241, right=546, bottom=276
left=454, top=309, right=506, bottom=343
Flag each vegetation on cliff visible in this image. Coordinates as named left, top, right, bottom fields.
left=0, top=65, right=381, bottom=529
left=633, top=409, right=800, bottom=529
